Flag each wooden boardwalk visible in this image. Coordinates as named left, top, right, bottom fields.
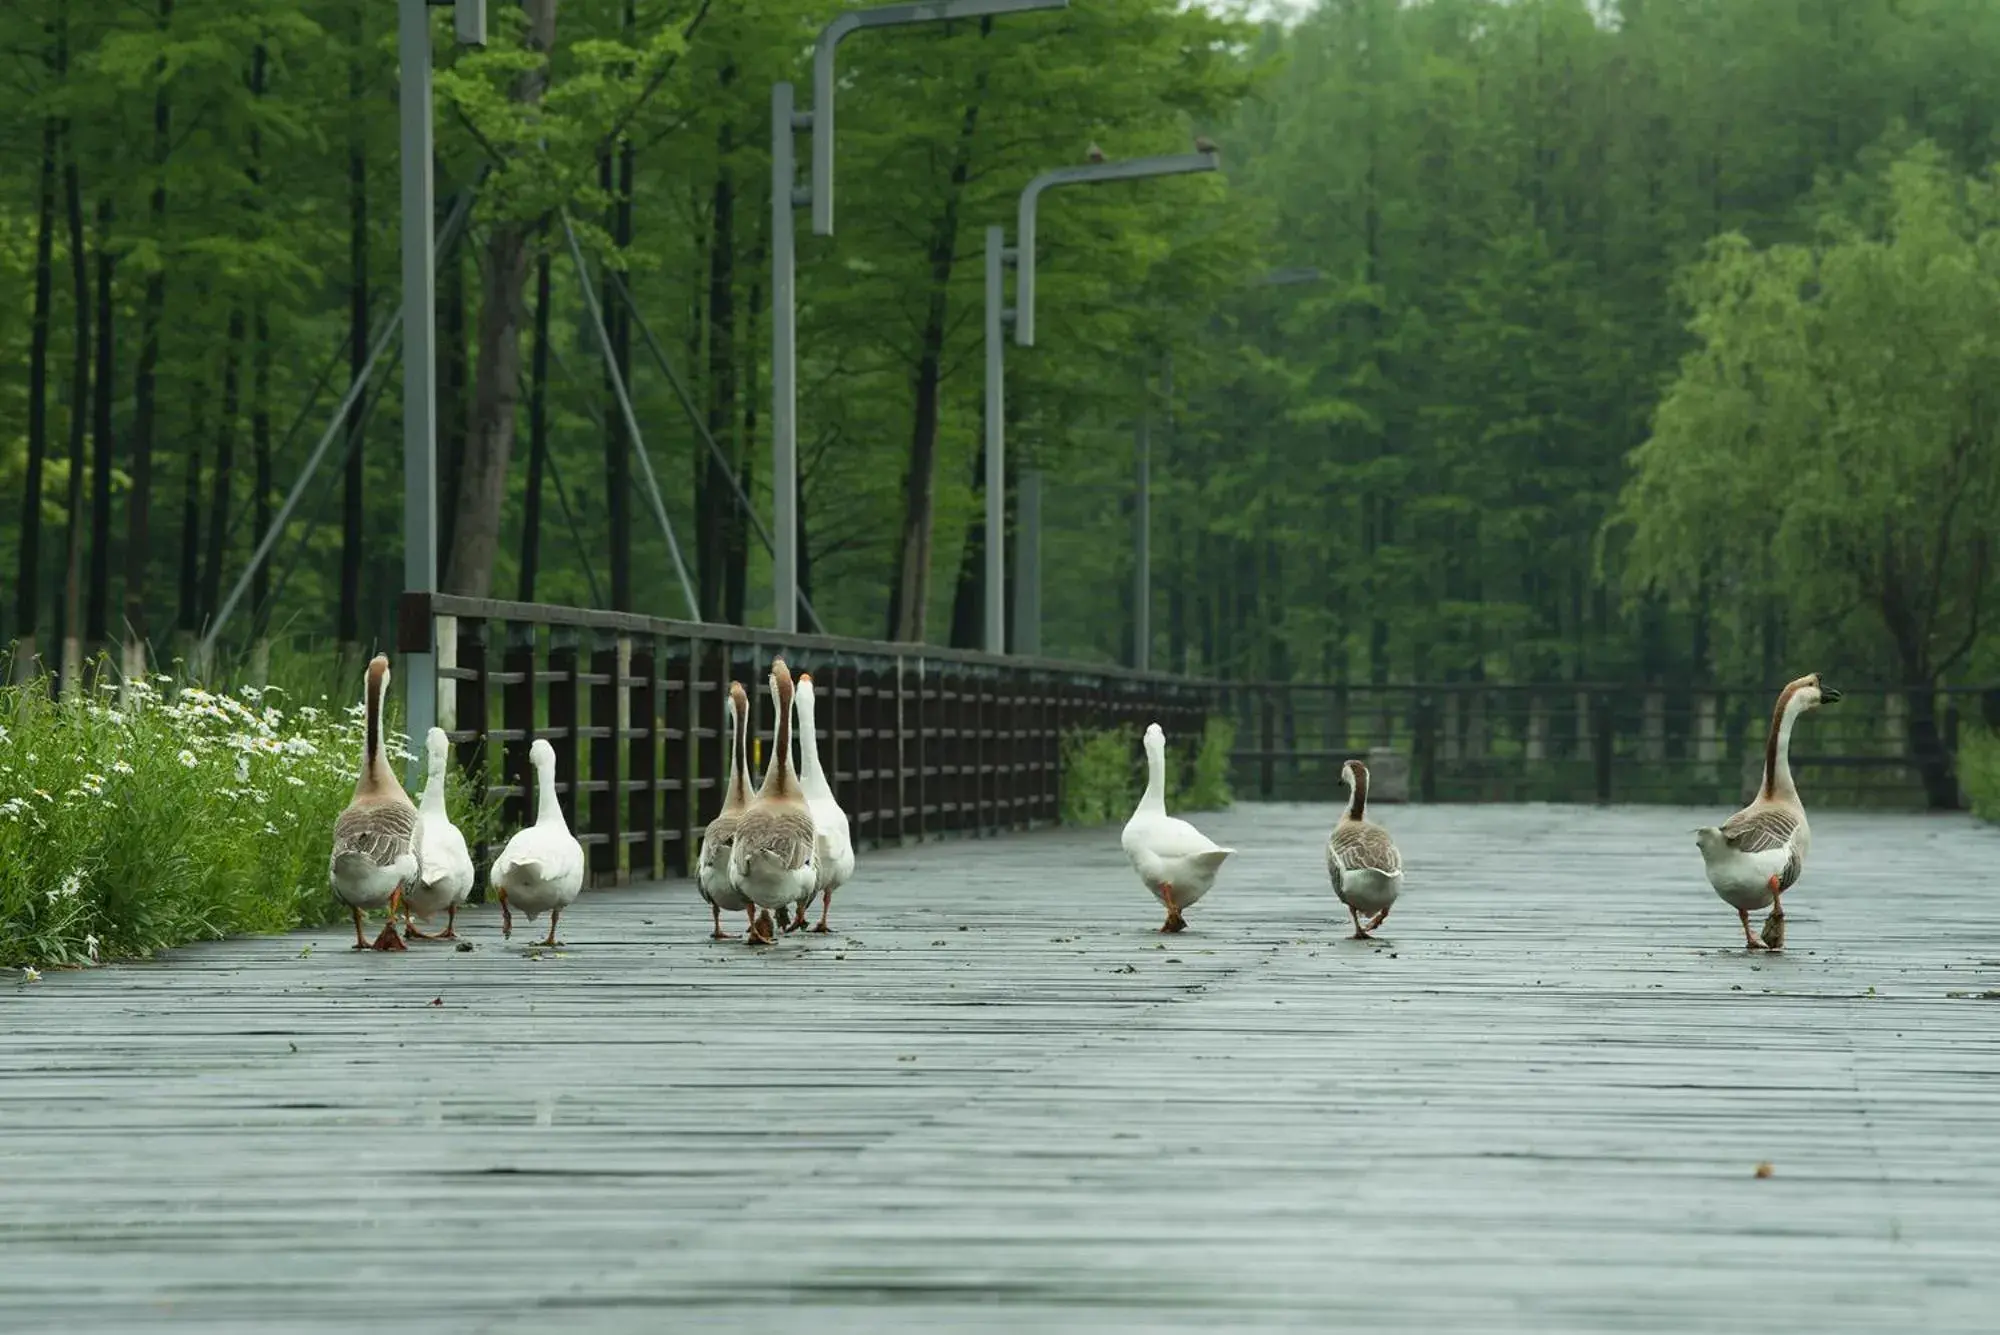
left=4, top=802, right=2000, bottom=1333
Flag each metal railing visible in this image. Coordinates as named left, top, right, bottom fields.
left=400, top=594, right=1219, bottom=887
left=1227, top=682, right=2000, bottom=809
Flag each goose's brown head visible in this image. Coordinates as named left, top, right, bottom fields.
left=1783, top=673, right=1842, bottom=710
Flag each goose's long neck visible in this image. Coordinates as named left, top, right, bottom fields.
left=760, top=682, right=798, bottom=799
left=796, top=693, right=824, bottom=789
left=727, top=698, right=751, bottom=806
left=535, top=757, right=565, bottom=828
left=1345, top=770, right=1368, bottom=821
left=1138, top=742, right=1167, bottom=815
left=1762, top=691, right=1804, bottom=803
left=358, top=670, right=393, bottom=795
left=420, top=760, right=448, bottom=814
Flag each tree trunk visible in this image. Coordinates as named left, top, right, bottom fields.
left=886, top=66, right=989, bottom=643
left=601, top=147, right=633, bottom=611
left=519, top=245, right=552, bottom=602
left=338, top=12, right=368, bottom=655
left=730, top=255, right=761, bottom=628
left=445, top=0, right=558, bottom=599
left=175, top=373, right=207, bottom=646
left=436, top=226, right=468, bottom=567
left=947, top=438, right=983, bottom=650
left=60, top=112, right=90, bottom=695
left=15, top=105, right=58, bottom=683
left=200, top=310, right=244, bottom=641
left=1906, top=688, right=1961, bottom=810
left=85, top=195, right=116, bottom=652
left=123, top=3, right=171, bottom=686
left=699, top=72, right=737, bottom=621
left=250, top=306, right=273, bottom=679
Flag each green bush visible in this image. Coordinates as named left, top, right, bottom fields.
left=1059, top=716, right=1234, bottom=827
left=1961, top=727, right=2000, bottom=822
left=0, top=666, right=497, bottom=971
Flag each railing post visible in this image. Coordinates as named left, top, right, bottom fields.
left=1259, top=688, right=1275, bottom=799
left=1593, top=690, right=1614, bottom=804
left=589, top=633, right=622, bottom=884
left=501, top=621, right=536, bottom=834
left=456, top=617, right=489, bottom=899
left=547, top=628, right=581, bottom=844
left=1415, top=692, right=1438, bottom=803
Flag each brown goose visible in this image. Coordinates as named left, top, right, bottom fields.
left=726, top=658, right=817, bottom=946
left=1327, top=759, right=1403, bottom=939
left=328, top=655, right=420, bottom=951
left=695, top=681, right=757, bottom=940
left=1695, top=673, right=1840, bottom=950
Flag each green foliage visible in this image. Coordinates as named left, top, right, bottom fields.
left=1060, top=725, right=1138, bottom=828
left=1959, top=728, right=2000, bottom=823
left=1059, top=716, right=1232, bottom=826
left=0, top=664, right=499, bottom=970
left=1615, top=143, right=2000, bottom=686
left=1183, top=716, right=1235, bottom=812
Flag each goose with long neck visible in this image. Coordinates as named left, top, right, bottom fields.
left=695, top=681, right=757, bottom=940
left=1694, top=672, right=1841, bottom=951
left=790, top=672, right=854, bottom=934
left=1327, top=759, right=1404, bottom=939
left=727, top=658, right=818, bottom=946
left=403, top=727, right=475, bottom=941
left=1120, top=723, right=1233, bottom=933
left=491, top=738, right=586, bottom=948
left=328, top=655, right=420, bottom=951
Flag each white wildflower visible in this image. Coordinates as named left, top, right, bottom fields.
left=85, top=934, right=100, bottom=965
left=285, top=775, right=306, bottom=788
left=33, top=788, right=52, bottom=802
left=177, top=749, right=198, bottom=769
left=20, top=967, right=40, bottom=984
left=110, top=760, right=135, bottom=776
left=0, top=797, right=28, bottom=819
left=262, top=821, right=281, bottom=837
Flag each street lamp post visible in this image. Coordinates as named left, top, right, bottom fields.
left=397, top=0, right=483, bottom=779
left=995, top=150, right=1220, bottom=658
left=769, top=0, right=1068, bottom=634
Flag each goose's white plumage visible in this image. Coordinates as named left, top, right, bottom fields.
left=1120, top=723, right=1232, bottom=933
left=727, top=658, right=817, bottom=945
left=696, top=682, right=755, bottom=939
left=791, top=673, right=854, bottom=934
left=328, top=655, right=419, bottom=951
left=1327, top=759, right=1403, bottom=938
left=492, top=738, right=585, bottom=947
left=402, top=727, right=474, bottom=940
left=1695, top=673, right=1840, bottom=951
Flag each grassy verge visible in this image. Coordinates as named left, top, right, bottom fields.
left=1059, top=717, right=1235, bottom=827
left=1959, top=726, right=2000, bottom=821
left=1, top=664, right=494, bottom=972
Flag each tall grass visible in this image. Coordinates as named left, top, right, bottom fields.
left=1960, top=727, right=2000, bottom=822
left=1059, top=717, right=1235, bottom=827
left=0, top=664, right=493, bottom=971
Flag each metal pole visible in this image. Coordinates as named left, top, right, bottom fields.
left=397, top=0, right=437, bottom=778
left=1133, top=410, right=1150, bottom=673
left=1014, top=469, right=1041, bottom=655
left=983, top=226, right=1005, bottom=654
left=771, top=81, right=799, bottom=634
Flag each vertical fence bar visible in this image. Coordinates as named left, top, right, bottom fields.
left=501, top=621, right=536, bottom=833
left=588, top=634, right=620, bottom=883
left=547, top=629, right=580, bottom=841
left=630, top=635, right=658, bottom=881
left=1593, top=690, right=1614, bottom=805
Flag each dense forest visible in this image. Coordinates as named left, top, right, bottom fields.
left=3, top=0, right=1999, bottom=695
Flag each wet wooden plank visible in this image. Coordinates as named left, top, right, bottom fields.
left=3, top=804, right=1999, bottom=1332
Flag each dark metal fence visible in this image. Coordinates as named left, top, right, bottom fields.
left=1227, top=682, right=2000, bottom=809
left=402, top=594, right=1218, bottom=887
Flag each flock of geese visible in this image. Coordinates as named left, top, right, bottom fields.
left=329, top=652, right=1842, bottom=955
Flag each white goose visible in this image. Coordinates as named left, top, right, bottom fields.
left=402, top=727, right=475, bottom=941
left=1120, top=722, right=1233, bottom=933
left=1328, top=758, right=1403, bottom=939
left=328, top=655, right=420, bottom=951
left=727, top=658, right=817, bottom=946
left=791, top=672, right=854, bottom=934
left=491, top=738, right=585, bottom=948
left=696, top=681, right=757, bottom=940
left=1695, top=672, right=1841, bottom=951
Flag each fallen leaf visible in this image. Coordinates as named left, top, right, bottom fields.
left=429, top=997, right=443, bottom=1007
left=1754, top=1162, right=1774, bottom=1179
